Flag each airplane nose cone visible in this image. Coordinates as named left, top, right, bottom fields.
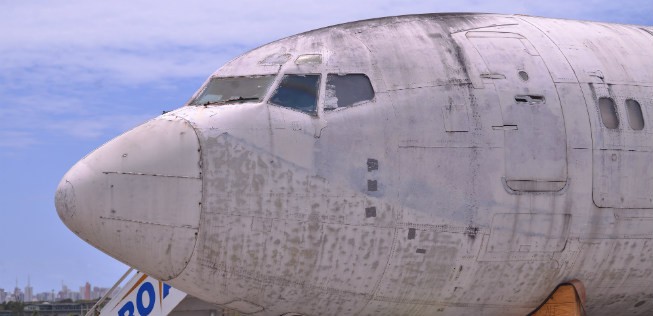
left=55, top=116, right=202, bottom=281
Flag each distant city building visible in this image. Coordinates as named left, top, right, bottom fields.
left=35, top=292, right=51, bottom=302
left=91, top=287, right=110, bottom=300
left=83, top=282, right=91, bottom=301
left=58, top=284, right=69, bottom=301
left=25, top=286, right=33, bottom=302
left=13, top=285, right=23, bottom=303
left=25, top=277, right=34, bottom=302
left=2, top=280, right=111, bottom=303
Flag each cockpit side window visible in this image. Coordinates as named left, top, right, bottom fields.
left=269, top=74, right=320, bottom=114
left=325, top=74, right=374, bottom=111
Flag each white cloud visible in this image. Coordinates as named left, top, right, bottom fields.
left=0, top=84, right=153, bottom=149
left=0, top=131, right=39, bottom=149
left=0, top=0, right=650, bottom=85
left=45, top=113, right=153, bottom=139
left=0, top=0, right=650, bottom=150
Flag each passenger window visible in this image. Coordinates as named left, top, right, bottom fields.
left=598, top=97, right=619, bottom=129
left=626, top=99, right=644, bottom=130
left=325, top=74, right=374, bottom=111
left=269, top=74, right=320, bottom=114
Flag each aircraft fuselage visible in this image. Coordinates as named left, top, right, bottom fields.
left=56, top=13, right=653, bottom=315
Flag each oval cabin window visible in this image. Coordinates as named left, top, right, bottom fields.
left=598, top=97, right=619, bottom=129
left=626, top=99, right=645, bottom=130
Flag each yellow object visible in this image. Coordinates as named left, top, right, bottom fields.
left=529, top=280, right=586, bottom=316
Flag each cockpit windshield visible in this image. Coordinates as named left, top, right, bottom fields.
left=190, top=75, right=276, bottom=106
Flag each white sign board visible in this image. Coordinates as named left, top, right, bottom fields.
left=100, top=272, right=187, bottom=316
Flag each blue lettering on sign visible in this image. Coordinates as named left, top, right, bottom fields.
left=117, top=280, right=175, bottom=316
left=163, top=284, right=171, bottom=299
left=136, top=282, right=155, bottom=316
left=118, top=302, right=134, bottom=316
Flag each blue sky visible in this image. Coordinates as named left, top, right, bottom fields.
left=1, top=0, right=651, bottom=294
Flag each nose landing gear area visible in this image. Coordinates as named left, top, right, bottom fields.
left=528, top=280, right=586, bottom=316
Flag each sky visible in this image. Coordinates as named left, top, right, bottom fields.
left=0, top=0, right=652, bottom=294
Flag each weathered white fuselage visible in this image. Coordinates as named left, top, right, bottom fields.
left=56, top=14, right=653, bottom=315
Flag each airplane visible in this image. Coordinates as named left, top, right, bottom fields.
left=54, top=13, right=653, bottom=315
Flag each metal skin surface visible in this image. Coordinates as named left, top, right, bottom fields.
left=55, top=13, right=653, bottom=315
